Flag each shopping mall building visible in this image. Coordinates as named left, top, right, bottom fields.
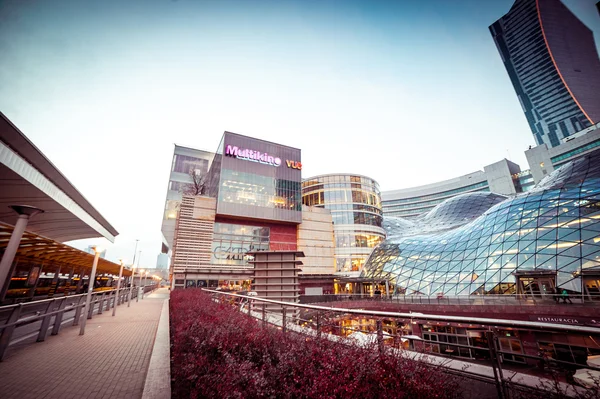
left=164, top=132, right=339, bottom=293
left=364, top=145, right=600, bottom=300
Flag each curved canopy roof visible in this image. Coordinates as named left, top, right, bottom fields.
left=0, top=222, right=130, bottom=276
left=0, top=112, right=118, bottom=242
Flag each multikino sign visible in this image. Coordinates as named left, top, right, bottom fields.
left=225, top=144, right=282, bottom=167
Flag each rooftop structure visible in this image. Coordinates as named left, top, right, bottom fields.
left=0, top=112, right=118, bottom=242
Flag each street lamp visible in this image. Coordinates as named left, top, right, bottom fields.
left=142, top=270, right=149, bottom=299
left=138, top=269, right=145, bottom=301
left=79, top=245, right=102, bottom=335
left=112, top=259, right=125, bottom=317
left=127, top=264, right=136, bottom=308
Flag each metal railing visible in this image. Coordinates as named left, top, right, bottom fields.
left=0, top=284, right=158, bottom=361
left=204, top=288, right=600, bottom=398
left=301, top=293, right=598, bottom=306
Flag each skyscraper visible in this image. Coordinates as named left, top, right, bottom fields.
left=490, top=0, right=600, bottom=148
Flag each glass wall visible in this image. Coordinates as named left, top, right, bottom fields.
left=210, top=132, right=302, bottom=223
left=362, top=148, right=600, bottom=297
left=211, top=222, right=270, bottom=266
left=218, top=169, right=301, bottom=211
left=302, top=174, right=386, bottom=274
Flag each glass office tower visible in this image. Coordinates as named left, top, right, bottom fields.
left=490, top=0, right=600, bottom=148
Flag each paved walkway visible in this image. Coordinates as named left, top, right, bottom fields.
left=0, top=288, right=170, bottom=399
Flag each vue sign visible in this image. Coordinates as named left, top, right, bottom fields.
left=286, top=160, right=302, bottom=170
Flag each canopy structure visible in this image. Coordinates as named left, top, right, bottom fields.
left=0, top=112, right=118, bottom=243
left=0, top=222, right=131, bottom=277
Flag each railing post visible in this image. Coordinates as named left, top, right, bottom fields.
left=376, top=320, right=384, bottom=355
left=97, top=293, right=104, bottom=314
left=316, top=312, right=321, bottom=339
left=73, top=296, right=84, bottom=326
left=37, top=299, right=56, bottom=342
left=0, top=304, right=23, bottom=361
left=106, top=291, right=112, bottom=311
left=87, top=295, right=95, bottom=319
left=486, top=331, right=506, bottom=399
left=282, top=307, right=287, bottom=334
left=51, top=298, right=68, bottom=335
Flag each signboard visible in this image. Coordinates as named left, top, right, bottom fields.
left=225, top=144, right=281, bottom=167
left=529, top=315, right=600, bottom=327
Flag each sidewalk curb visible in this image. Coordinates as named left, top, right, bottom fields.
left=142, top=297, right=171, bottom=399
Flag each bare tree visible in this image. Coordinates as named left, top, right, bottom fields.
left=184, top=168, right=207, bottom=195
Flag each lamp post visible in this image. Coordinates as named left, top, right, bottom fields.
left=142, top=271, right=149, bottom=299
left=112, top=259, right=125, bottom=316
left=79, top=246, right=102, bottom=335
left=127, top=265, right=136, bottom=308
left=128, top=239, right=139, bottom=306
left=138, top=269, right=145, bottom=301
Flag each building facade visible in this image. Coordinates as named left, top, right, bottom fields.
left=169, top=132, right=335, bottom=292
left=525, top=123, right=600, bottom=184
left=161, top=145, right=214, bottom=254
left=382, top=159, right=527, bottom=219
left=362, top=147, right=600, bottom=299
left=490, top=0, right=600, bottom=147
left=302, top=174, right=386, bottom=276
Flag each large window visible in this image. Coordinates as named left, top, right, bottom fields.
left=211, top=223, right=270, bottom=265
left=219, top=169, right=302, bottom=211
left=172, top=155, right=209, bottom=174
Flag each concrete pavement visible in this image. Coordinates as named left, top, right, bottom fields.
left=0, top=288, right=170, bottom=399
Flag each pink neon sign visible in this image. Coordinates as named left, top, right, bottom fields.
left=225, top=145, right=282, bottom=167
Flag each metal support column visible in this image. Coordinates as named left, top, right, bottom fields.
left=486, top=331, right=506, bottom=399
left=0, top=206, right=43, bottom=301
left=0, top=205, right=44, bottom=300
left=112, top=260, right=124, bottom=316
left=79, top=249, right=101, bottom=335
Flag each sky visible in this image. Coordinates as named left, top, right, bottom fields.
left=1, top=0, right=599, bottom=267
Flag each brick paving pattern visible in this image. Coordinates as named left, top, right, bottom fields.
left=0, top=288, right=169, bottom=399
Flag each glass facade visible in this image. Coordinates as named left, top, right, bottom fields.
left=551, top=139, right=600, bottom=166
left=209, top=132, right=302, bottom=224
left=362, top=148, right=600, bottom=297
left=490, top=0, right=600, bottom=148
left=211, top=222, right=270, bottom=266
left=382, top=181, right=490, bottom=219
left=302, top=174, right=386, bottom=274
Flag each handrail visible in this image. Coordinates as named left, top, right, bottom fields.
left=0, top=284, right=159, bottom=361
left=300, top=293, right=597, bottom=306
left=204, top=288, right=600, bottom=395
left=201, top=289, right=600, bottom=335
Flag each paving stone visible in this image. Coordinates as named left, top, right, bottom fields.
left=0, top=288, right=169, bottom=399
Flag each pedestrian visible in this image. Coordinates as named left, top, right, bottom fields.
left=561, top=289, right=572, bottom=304
left=552, top=287, right=559, bottom=304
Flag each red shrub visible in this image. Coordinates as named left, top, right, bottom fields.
left=170, top=289, right=462, bottom=399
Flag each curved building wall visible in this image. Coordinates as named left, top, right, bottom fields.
left=302, top=174, right=386, bottom=275
left=490, top=0, right=600, bottom=148
left=362, top=148, right=600, bottom=297
left=382, top=159, right=524, bottom=219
